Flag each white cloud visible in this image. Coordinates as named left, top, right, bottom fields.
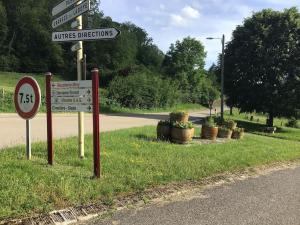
left=170, top=14, right=187, bottom=26
left=169, top=5, right=200, bottom=27
left=181, top=6, right=200, bottom=19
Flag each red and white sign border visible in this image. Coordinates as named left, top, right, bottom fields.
left=14, top=76, right=41, bottom=120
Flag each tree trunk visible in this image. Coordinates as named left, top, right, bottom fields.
left=267, top=111, right=274, bottom=127
left=230, top=107, right=233, bottom=115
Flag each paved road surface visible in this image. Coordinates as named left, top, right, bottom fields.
left=0, top=110, right=208, bottom=149
left=84, top=166, right=300, bottom=225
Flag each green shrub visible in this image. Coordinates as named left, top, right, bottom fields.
left=108, top=71, right=181, bottom=109
left=158, top=120, right=171, bottom=126
left=172, top=121, right=195, bottom=129
left=204, top=116, right=217, bottom=127
left=286, top=117, right=299, bottom=128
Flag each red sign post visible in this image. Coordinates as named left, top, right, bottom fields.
left=92, top=68, right=100, bottom=178
left=45, top=69, right=100, bottom=178
left=45, top=72, right=54, bottom=165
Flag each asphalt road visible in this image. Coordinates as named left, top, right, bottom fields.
left=85, top=166, right=300, bottom=225
left=0, top=110, right=208, bottom=149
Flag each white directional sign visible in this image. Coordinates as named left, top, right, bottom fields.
left=52, top=28, right=121, bottom=42
left=71, top=20, right=80, bottom=29
left=52, top=0, right=90, bottom=29
left=51, top=104, right=92, bottom=112
left=52, top=0, right=81, bottom=16
left=71, top=42, right=82, bottom=52
left=51, top=80, right=92, bottom=112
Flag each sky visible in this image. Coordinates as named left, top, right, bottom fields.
left=100, top=0, right=300, bottom=69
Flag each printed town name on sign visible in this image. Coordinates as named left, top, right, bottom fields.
left=52, top=28, right=120, bottom=42
left=52, top=0, right=90, bottom=29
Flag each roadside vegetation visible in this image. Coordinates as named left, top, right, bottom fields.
left=0, top=123, right=299, bottom=220
left=0, top=72, right=205, bottom=114
left=223, top=109, right=300, bottom=142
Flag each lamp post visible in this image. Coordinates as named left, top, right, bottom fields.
left=206, top=34, right=225, bottom=121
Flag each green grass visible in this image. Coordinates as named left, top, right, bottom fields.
left=0, top=72, right=65, bottom=113
left=0, top=126, right=299, bottom=220
left=100, top=102, right=205, bottom=114
left=223, top=109, right=300, bottom=142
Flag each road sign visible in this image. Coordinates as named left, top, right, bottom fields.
left=71, top=20, right=80, bottom=29
left=50, top=80, right=92, bottom=112
left=52, top=0, right=90, bottom=29
left=52, top=96, right=92, bottom=104
left=52, top=28, right=121, bottom=42
left=52, top=0, right=81, bottom=16
left=14, top=76, right=41, bottom=120
left=71, top=42, right=82, bottom=52
left=51, top=104, right=92, bottom=112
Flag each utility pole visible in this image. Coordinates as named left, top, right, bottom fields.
left=221, top=34, right=225, bottom=121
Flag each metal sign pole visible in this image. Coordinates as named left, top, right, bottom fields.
left=26, top=119, right=31, bottom=160
left=76, top=1, right=85, bottom=159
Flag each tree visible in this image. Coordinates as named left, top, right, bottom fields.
left=162, top=37, right=208, bottom=103
left=224, top=8, right=300, bottom=126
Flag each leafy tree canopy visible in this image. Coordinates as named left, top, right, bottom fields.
left=224, top=7, right=300, bottom=126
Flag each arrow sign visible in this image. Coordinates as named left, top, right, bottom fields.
left=71, top=20, right=80, bottom=29
left=71, top=42, right=82, bottom=52
left=52, top=0, right=81, bottom=17
left=52, top=0, right=90, bottom=29
left=52, top=28, right=121, bottom=42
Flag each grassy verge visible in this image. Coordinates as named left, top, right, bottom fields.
left=0, top=126, right=300, bottom=220
left=223, top=109, right=300, bottom=142
left=0, top=72, right=65, bottom=113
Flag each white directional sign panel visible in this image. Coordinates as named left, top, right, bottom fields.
left=51, top=80, right=93, bottom=112
left=52, top=28, right=121, bottom=42
left=51, top=104, right=92, bottom=112
left=71, top=42, right=82, bottom=52
left=52, top=0, right=90, bottom=29
left=52, top=0, right=81, bottom=16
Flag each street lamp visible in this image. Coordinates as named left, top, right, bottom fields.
left=206, top=34, right=225, bottom=121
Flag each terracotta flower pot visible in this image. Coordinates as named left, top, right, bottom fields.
left=201, top=126, right=218, bottom=140
left=170, top=113, right=189, bottom=123
left=217, top=129, right=233, bottom=139
left=171, top=127, right=192, bottom=144
left=231, top=130, right=244, bottom=139
left=190, top=127, right=195, bottom=139
left=157, top=124, right=171, bottom=140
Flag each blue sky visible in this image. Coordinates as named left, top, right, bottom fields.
left=100, top=0, right=300, bottom=69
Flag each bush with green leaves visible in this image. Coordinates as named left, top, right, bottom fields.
left=108, top=71, right=181, bottom=109
left=204, top=116, right=217, bottom=127
left=286, top=117, right=299, bottom=128
left=172, top=121, right=195, bottom=129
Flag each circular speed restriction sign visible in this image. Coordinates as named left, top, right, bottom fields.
left=14, top=76, right=41, bottom=119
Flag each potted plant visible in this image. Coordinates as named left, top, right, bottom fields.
left=224, top=119, right=237, bottom=130
left=157, top=120, right=171, bottom=140
left=170, top=111, right=189, bottom=123
left=232, top=127, right=245, bottom=139
left=171, top=121, right=195, bottom=144
left=217, top=126, right=233, bottom=139
left=201, top=117, right=218, bottom=140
